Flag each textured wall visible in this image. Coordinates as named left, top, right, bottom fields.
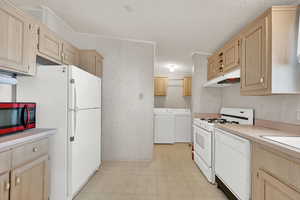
left=75, top=34, right=155, bottom=161
left=221, top=85, right=300, bottom=125
left=0, top=85, right=12, bottom=102
left=191, top=54, right=222, bottom=114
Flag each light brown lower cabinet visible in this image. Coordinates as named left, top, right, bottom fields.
left=252, top=143, right=300, bottom=200
left=0, top=173, right=10, bottom=200
left=10, top=156, right=48, bottom=200
left=0, top=138, right=49, bottom=200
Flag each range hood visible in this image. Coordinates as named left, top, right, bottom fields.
left=0, top=74, right=17, bottom=85
left=203, top=69, right=240, bottom=87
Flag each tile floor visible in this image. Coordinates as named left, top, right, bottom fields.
left=75, top=144, right=228, bottom=200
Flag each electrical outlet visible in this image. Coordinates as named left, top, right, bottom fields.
left=297, top=110, right=300, bottom=121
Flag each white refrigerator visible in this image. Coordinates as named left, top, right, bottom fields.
left=17, top=65, right=102, bottom=200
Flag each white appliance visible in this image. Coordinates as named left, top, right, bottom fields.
left=17, top=65, right=102, bottom=200
left=203, top=69, right=240, bottom=87
left=154, top=108, right=191, bottom=144
left=154, top=109, right=175, bottom=144
left=193, top=107, right=253, bottom=186
left=215, top=129, right=251, bottom=200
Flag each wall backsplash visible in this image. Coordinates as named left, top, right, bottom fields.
left=222, top=84, right=300, bottom=125
left=0, top=85, right=12, bottom=102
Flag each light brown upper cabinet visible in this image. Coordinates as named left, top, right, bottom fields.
left=154, top=77, right=168, bottom=96
left=207, top=38, right=240, bottom=81
left=207, top=54, right=221, bottom=80
left=79, top=50, right=104, bottom=77
left=37, top=25, right=62, bottom=63
left=61, top=41, right=79, bottom=66
left=223, top=38, right=241, bottom=73
left=183, top=77, right=192, bottom=96
left=241, top=6, right=300, bottom=95
left=0, top=1, right=38, bottom=75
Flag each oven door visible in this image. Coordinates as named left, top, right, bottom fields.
left=194, top=125, right=212, bottom=167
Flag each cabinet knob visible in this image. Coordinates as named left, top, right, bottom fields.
left=260, top=77, right=264, bottom=83
left=33, top=147, right=38, bottom=152
left=16, top=177, right=21, bottom=185
left=4, top=182, right=10, bottom=191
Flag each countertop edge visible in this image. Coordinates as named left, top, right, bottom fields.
left=0, top=128, right=56, bottom=152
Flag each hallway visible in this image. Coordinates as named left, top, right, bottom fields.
left=75, top=144, right=227, bottom=200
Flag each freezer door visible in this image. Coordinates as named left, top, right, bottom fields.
left=69, top=66, right=101, bottom=109
left=69, top=108, right=101, bottom=198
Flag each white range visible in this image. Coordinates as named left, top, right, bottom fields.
left=193, top=108, right=254, bottom=200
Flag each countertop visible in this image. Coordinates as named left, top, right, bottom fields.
left=0, top=128, right=56, bottom=151
left=216, top=124, right=300, bottom=160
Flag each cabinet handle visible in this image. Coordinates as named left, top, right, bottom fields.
left=16, top=177, right=21, bottom=185
left=4, top=182, right=10, bottom=191
left=257, top=172, right=259, bottom=178
left=260, top=77, right=264, bottom=83
left=33, top=147, right=38, bottom=152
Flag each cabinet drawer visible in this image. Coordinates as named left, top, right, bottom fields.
left=12, top=138, right=49, bottom=168
left=0, top=150, right=11, bottom=174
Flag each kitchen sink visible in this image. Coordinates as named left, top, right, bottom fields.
left=262, top=136, right=300, bottom=150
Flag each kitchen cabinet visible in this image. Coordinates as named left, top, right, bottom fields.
left=154, top=77, right=168, bottom=96
left=240, top=6, right=300, bottom=95
left=0, top=1, right=38, bottom=75
left=0, top=138, right=50, bottom=200
left=37, top=25, right=62, bottom=63
left=79, top=50, right=104, bottom=77
left=223, top=38, right=240, bottom=73
left=241, top=15, right=268, bottom=95
left=183, top=77, right=192, bottom=96
left=61, top=41, right=79, bottom=66
left=252, top=143, right=300, bottom=200
left=207, top=54, right=220, bottom=80
left=10, top=156, right=49, bottom=200
left=0, top=173, right=9, bottom=200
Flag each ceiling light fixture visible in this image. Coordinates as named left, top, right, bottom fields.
left=168, top=64, right=176, bottom=72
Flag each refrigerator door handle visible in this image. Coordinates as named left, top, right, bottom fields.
left=70, top=86, right=78, bottom=142
left=74, top=86, right=78, bottom=141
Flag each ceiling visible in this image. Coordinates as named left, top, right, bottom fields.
left=12, top=0, right=299, bottom=74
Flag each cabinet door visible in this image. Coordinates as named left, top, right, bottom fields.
left=223, top=39, right=240, bottom=73
left=183, top=77, right=192, bottom=96
left=241, top=16, right=269, bottom=94
left=24, top=22, right=38, bottom=76
left=10, top=156, right=49, bottom=200
left=0, top=173, right=10, bottom=200
left=62, top=41, right=79, bottom=65
left=95, top=55, right=103, bottom=77
left=0, top=1, right=28, bottom=73
left=256, top=169, right=300, bottom=200
left=38, top=27, right=62, bottom=63
left=154, top=77, right=168, bottom=96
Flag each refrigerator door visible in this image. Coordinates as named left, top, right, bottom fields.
left=69, top=108, right=101, bottom=198
left=69, top=66, right=101, bottom=110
